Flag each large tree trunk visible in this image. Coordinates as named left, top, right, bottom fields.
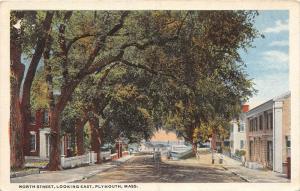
left=43, top=35, right=63, bottom=171
left=75, top=117, right=87, bottom=155
left=192, top=141, right=197, bottom=156
left=47, top=110, right=63, bottom=170
left=10, top=28, right=25, bottom=169
left=89, top=117, right=102, bottom=164
left=10, top=77, right=25, bottom=169
left=211, top=130, right=217, bottom=151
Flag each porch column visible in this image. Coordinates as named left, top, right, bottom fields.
left=273, top=101, right=283, bottom=173
left=39, top=128, right=50, bottom=159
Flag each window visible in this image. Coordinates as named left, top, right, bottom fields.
left=255, top=118, right=258, bottom=131
left=44, top=110, right=49, bottom=124
left=269, top=113, right=273, bottom=129
left=30, top=131, right=36, bottom=152
left=67, top=135, right=72, bottom=149
left=249, top=120, right=251, bottom=132
left=239, top=123, right=245, bottom=132
left=30, top=112, right=36, bottom=124
left=259, top=115, right=263, bottom=130
left=249, top=140, right=253, bottom=158
left=286, top=136, right=291, bottom=148
left=266, top=113, right=269, bottom=129
left=240, top=140, right=244, bottom=149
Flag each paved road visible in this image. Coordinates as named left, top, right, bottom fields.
left=80, top=155, right=244, bottom=183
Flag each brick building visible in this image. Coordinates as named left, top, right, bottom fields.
left=24, top=109, right=72, bottom=160
left=245, top=92, right=290, bottom=173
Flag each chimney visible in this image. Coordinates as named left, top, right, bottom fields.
left=242, top=104, right=249, bottom=113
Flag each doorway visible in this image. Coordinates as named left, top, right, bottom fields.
left=267, top=141, right=273, bottom=168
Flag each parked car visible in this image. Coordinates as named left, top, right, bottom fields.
left=100, top=146, right=112, bottom=161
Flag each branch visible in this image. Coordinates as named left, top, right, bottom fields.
left=21, top=11, right=54, bottom=106
left=120, top=59, right=177, bottom=79
left=96, top=62, right=119, bottom=87
left=84, top=11, right=129, bottom=75
left=83, top=55, right=121, bottom=77
left=58, top=11, right=73, bottom=86
left=62, top=11, right=129, bottom=91
left=65, top=11, right=129, bottom=54
left=120, top=59, right=198, bottom=96
left=66, top=33, right=96, bottom=53
left=176, top=11, right=189, bottom=36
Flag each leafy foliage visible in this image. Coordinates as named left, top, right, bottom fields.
left=30, top=68, right=49, bottom=110
left=15, top=11, right=261, bottom=159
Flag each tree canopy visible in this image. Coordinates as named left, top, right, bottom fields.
left=11, top=10, right=261, bottom=169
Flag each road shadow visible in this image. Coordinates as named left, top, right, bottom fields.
left=82, top=155, right=244, bottom=183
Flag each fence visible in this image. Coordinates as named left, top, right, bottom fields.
left=61, top=150, right=129, bottom=168
left=171, top=145, right=190, bottom=152
left=61, top=151, right=96, bottom=169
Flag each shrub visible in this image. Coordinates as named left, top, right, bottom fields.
left=235, top=149, right=246, bottom=157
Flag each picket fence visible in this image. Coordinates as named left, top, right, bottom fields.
left=60, top=151, right=112, bottom=169
left=60, top=152, right=94, bottom=168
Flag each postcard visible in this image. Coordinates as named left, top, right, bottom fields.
left=0, top=0, right=299, bottom=191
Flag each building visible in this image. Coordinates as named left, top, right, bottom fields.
left=229, top=105, right=249, bottom=156
left=245, top=92, right=290, bottom=173
left=24, top=109, right=72, bottom=160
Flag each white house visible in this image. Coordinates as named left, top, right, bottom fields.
left=229, top=105, right=249, bottom=156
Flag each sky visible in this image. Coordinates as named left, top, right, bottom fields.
left=240, top=10, right=289, bottom=109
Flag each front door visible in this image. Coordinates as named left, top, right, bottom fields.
left=267, top=141, right=273, bottom=168
left=249, top=141, right=253, bottom=161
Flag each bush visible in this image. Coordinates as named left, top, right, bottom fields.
left=235, top=149, right=246, bottom=157
left=222, top=146, right=231, bottom=153
left=240, top=150, right=246, bottom=156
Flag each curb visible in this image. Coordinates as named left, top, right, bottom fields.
left=68, top=165, right=116, bottom=183
left=222, top=166, right=250, bottom=182
left=68, top=156, right=133, bottom=183
left=10, top=168, right=40, bottom=178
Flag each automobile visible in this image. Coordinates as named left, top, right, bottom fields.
left=100, top=146, right=112, bottom=161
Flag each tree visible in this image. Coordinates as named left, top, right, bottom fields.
left=145, top=11, right=260, bottom=154
left=10, top=11, right=54, bottom=169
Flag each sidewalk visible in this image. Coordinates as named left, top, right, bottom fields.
left=221, top=154, right=290, bottom=183
left=11, top=155, right=133, bottom=183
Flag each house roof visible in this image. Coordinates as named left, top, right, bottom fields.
left=150, top=129, right=183, bottom=142
left=273, top=91, right=291, bottom=101
left=247, top=91, right=290, bottom=117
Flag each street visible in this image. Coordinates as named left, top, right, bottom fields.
left=79, top=154, right=245, bottom=183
